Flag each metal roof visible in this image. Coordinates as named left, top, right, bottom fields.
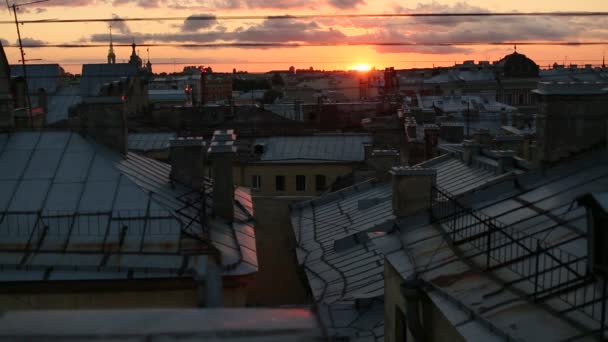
left=0, top=308, right=325, bottom=341
left=149, top=89, right=187, bottom=103
left=128, top=132, right=176, bottom=152
left=0, top=132, right=257, bottom=282
left=80, top=63, right=139, bottom=96
left=254, top=135, right=372, bottom=163
left=384, top=150, right=608, bottom=340
left=46, top=85, right=82, bottom=124
left=10, top=64, right=63, bottom=94
left=290, top=152, right=507, bottom=340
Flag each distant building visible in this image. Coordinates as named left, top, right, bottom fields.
left=237, top=134, right=373, bottom=196
left=494, top=50, right=540, bottom=111
left=201, top=70, right=232, bottom=104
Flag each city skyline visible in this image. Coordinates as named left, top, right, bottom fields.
left=2, top=0, right=608, bottom=73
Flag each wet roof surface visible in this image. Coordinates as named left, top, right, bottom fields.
left=0, top=132, right=256, bottom=281
left=290, top=152, right=506, bottom=340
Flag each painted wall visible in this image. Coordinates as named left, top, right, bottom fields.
left=0, top=278, right=250, bottom=310
left=237, top=163, right=356, bottom=197
left=246, top=196, right=311, bottom=305
left=384, top=260, right=465, bottom=342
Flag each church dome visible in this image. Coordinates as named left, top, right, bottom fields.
left=496, top=51, right=539, bottom=78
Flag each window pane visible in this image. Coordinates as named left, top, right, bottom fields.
left=296, top=175, right=306, bottom=191
left=251, top=175, right=261, bottom=190
left=276, top=175, right=285, bottom=191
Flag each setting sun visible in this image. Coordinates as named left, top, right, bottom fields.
left=352, top=63, right=372, bottom=72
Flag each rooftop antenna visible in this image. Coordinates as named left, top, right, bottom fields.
left=6, top=0, right=49, bottom=124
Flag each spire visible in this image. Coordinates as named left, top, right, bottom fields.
left=107, top=24, right=116, bottom=64
left=129, top=39, right=142, bottom=68
left=603, top=52, right=606, bottom=69
left=146, top=48, right=152, bottom=73
left=514, top=44, right=517, bottom=53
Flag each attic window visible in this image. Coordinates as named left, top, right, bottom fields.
left=334, top=232, right=370, bottom=253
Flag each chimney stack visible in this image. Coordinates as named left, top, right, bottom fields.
left=462, top=140, right=480, bottom=165
left=78, top=105, right=128, bottom=156
left=208, top=130, right=237, bottom=221
left=370, top=149, right=400, bottom=181
left=494, top=150, right=516, bottom=175
left=169, top=137, right=206, bottom=189
left=391, top=166, right=437, bottom=217
left=424, top=124, right=440, bottom=159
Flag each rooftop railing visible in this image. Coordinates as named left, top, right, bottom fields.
left=430, top=185, right=608, bottom=340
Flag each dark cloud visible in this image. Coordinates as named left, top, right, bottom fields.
left=0, top=38, right=8, bottom=46
left=181, top=14, right=217, bottom=32
left=18, top=38, right=48, bottom=46
left=111, top=13, right=131, bottom=35
left=71, top=1, right=608, bottom=57
left=328, top=0, right=364, bottom=9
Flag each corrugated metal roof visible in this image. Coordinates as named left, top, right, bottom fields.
left=128, top=133, right=176, bottom=152
left=254, top=135, right=372, bottom=163
left=0, top=132, right=257, bottom=282
left=290, top=152, right=507, bottom=340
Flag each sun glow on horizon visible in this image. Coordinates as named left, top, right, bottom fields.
left=351, top=63, right=372, bottom=72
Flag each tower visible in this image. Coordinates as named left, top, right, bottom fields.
left=129, top=40, right=142, bottom=68
left=107, top=25, right=116, bottom=64
left=146, top=48, right=152, bottom=73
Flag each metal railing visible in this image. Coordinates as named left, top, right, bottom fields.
left=430, top=186, right=608, bottom=339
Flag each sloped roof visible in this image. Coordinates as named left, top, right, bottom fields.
left=290, top=153, right=508, bottom=340
left=128, top=132, right=176, bottom=152
left=10, top=64, right=63, bottom=94
left=383, top=151, right=608, bottom=340
left=254, top=134, right=372, bottom=163
left=46, top=85, right=82, bottom=124
left=0, top=131, right=256, bottom=282
left=80, top=63, right=139, bottom=96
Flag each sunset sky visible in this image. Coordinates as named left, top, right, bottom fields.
left=1, top=0, right=608, bottom=73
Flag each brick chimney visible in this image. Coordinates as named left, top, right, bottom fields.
left=424, top=124, right=440, bottom=159
left=391, top=166, right=437, bottom=217
left=78, top=105, right=128, bottom=156
left=208, top=130, right=237, bottom=221
left=472, top=129, right=492, bottom=146
left=169, top=137, right=206, bottom=189
left=370, top=149, right=400, bottom=181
